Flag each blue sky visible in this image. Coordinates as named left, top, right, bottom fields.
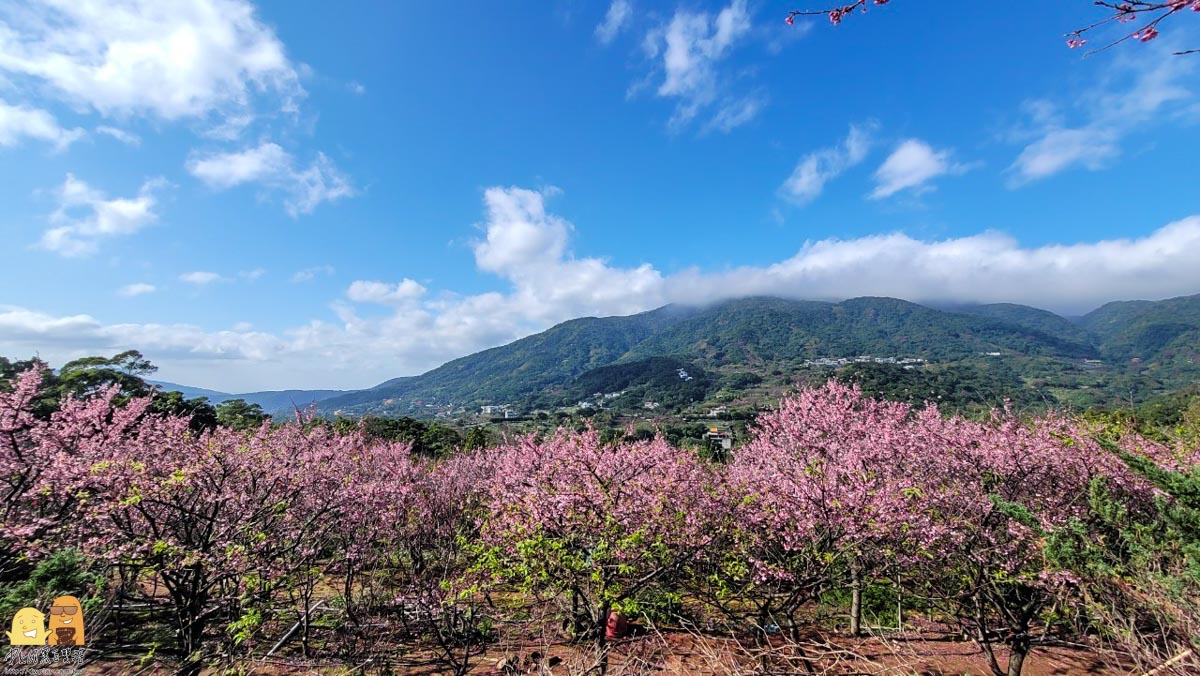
left=0, top=0, right=1198, bottom=391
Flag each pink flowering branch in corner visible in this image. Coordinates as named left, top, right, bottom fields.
left=785, top=1, right=1200, bottom=55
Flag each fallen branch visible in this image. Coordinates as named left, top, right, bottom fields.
left=266, top=600, right=327, bottom=657
left=1143, top=648, right=1195, bottom=676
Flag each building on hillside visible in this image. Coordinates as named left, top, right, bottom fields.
left=703, top=426, right=734, bottom=458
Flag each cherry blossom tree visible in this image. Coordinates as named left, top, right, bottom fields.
left=0, top=368, right=151, bottom=574
left=903, top=408, right=1156, bottom=676
left=719, top=382, right=928, bottom=651
left=478, top=429, right=718, bottom=673
left=335, top=443, right=495, bottom=675
left=58, top=421, right=355, bottom=672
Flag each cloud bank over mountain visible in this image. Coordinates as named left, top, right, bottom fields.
left=3, top=184, right=1198, bottom=390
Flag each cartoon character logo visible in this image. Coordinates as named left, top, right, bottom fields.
left=46, top=596, right=84, bottom=646
left=6, top=607, right=46, bottom=645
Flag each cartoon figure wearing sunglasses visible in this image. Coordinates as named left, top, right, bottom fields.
left=46, top=596, right=84, bottom=646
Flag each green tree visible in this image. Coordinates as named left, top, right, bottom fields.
left=421, top=425, right=464, bottom=458
left=463, top=426, right=491, bottom=451
left=149, top=391, right=219, bottom=432
left=1045, top=437, right=1200, bottom=671
left=58, top=349, right=157, bottom=400
left=215, top=398, right=269, bottom=431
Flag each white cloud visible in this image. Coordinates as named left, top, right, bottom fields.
left=239, top=267, right=266, bottom=280
left=202, top=113, right=256, bottom=141
left=187, top=142, right=354, bottom=215
left=596, top=0, right=632, bottom=45
left=0, top=0, right=302, bottom=124
left=95, top=125, right=141, bottom=146
left=179, top=271, right=224, bottom=285
left=641, top=0, right=758, bottom=132
left=1008, top=52, right=1194, bottom=185
left=870, top=139, right=967, bottom=199
left=187, top=141, right=289, bottom=188
left=117, top=283, right=156, bottom=297
left=781, top=123, right=875, bottom=204
left=0, top=100, right=83, bottom=150
left=473, top=187, right=571, bottom=274
left=0, top=306, right=282, bottom=364
left=38, top=174, right=164, bottom=257
left=347, top=80, right=366, bottom=95
left=291, top=265, right=334, bottom=283
left=705, top=94, right=767, bottom=134
left=346, top=279, right=427, bottom=305
left=8, top=186, right=1200, bottom=391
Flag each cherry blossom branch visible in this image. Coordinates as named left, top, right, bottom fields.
left=785, top=1, right=1200, bottom=55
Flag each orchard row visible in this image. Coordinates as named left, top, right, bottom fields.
left=1, top=369, right=1195, bottom=675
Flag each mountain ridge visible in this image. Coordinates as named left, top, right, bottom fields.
left=148, top=380, right=347, bottom=414
left=309, top=294, right=1200, bottom=417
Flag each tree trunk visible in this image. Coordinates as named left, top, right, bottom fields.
left=181, top=589, right=208, bottom=674
left=1005, top=606, right=1034, bottom=676
left=595, top=603, right=610, bottom=675
left=788, top=611, right=817, bottom=675
left=301, top=603, right=311, bottom=658
left=849, top=560, right=863, bottom=637
left=1007, top=637, right=1029, bottom=676
left=754, top=606, right=772, bottom=673
left=161, top=567, right=209, bottom=674
left=973, top=595, right=1004, bottom=676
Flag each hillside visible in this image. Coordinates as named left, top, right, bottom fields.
left=626, top=297, right=1097, bottom=366
left=556, top=357, right=714, bottom=410
left=1080, top=293, right=1200, bottom=367
left=318, top=307, right=691, bottom=413
left=316, top=295, right=1141, bottom=417
left=949, top=302, right=1094, bottom=346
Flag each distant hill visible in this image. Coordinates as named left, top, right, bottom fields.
left=626, top=297, right=1097, bottom=366
left=317, top=306, right=690, bottom=414
left=148, top=381, right=232, bottom=403
left=315, top=295, right=1130, bottom=417
left=949, top=303, right=1094, bottom=346
left=1079, top=294, right=1200, bottom=367
left=149, top=380, right=347, bottom=415
left=141, top=294, right=1200, bottom=418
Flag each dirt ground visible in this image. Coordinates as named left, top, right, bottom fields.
left=88, top=630, right=1134, bottom=675
left=461, top=632, right=1126, bottom=676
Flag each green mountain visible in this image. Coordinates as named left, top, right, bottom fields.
left=626, top=297, right=1097, bottom=367
left=949, top=302, right=1094, bottom=346
left=319, top=307, right=690, bottom=413
left=1080, top=293, right=1200, bottom=366
left=315, top=295, right=1149, bottom=417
